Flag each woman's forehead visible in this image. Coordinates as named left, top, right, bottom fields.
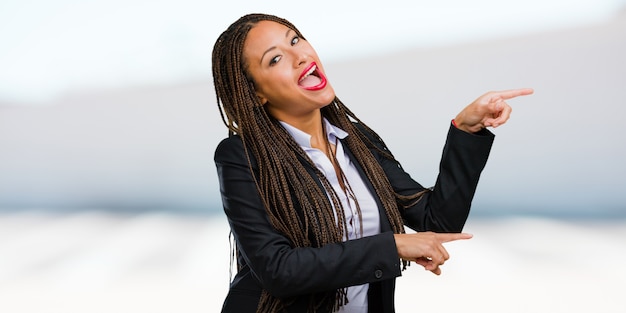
left=244, top=21, right=293, bottom=60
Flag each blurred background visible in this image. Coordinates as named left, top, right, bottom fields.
left=1, top=0, right=625, bottom=312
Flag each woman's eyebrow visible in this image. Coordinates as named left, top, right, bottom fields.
left=260, top=29, right=294, bottom=65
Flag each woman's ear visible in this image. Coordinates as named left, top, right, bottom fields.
left=249, top=79, right=268, bottom=105
left=256, top=92, right=268, bottom=105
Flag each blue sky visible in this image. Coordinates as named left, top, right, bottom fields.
left=1, top=0, right=625, bottom=104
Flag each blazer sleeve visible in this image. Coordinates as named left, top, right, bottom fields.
left=369, top=123, right=494, bottom=232
left=214, top=136, right=402, bottom=299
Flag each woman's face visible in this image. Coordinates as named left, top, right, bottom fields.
left=243, top=20, right=336, bottom=122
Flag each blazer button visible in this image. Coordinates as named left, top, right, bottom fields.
left=374, top=269, right=383, bottom=279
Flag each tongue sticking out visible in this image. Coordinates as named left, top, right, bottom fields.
left=299, top=75, right=322, bottom=88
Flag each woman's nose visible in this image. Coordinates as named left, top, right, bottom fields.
left=293, top=49, right=308, bottom=67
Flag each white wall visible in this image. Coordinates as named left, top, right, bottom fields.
left=1, top=10, right=625, bottom=216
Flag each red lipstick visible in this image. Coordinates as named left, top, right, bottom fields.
left=298, top=62, right=327, bottom=91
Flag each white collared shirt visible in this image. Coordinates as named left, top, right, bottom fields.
left=280, top=119, right=381, bottom=312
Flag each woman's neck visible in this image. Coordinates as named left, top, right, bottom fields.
left=279, top=110, right=326, bottom=149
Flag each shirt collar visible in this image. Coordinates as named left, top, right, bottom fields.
left=279, top=118, right=348, bottom=149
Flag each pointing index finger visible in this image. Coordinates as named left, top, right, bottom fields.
left=497, top=88, right=534, bottom=100
left=436, top=232, right=474, bottom=243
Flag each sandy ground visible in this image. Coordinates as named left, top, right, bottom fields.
left=0, top=211, right=624, bottom=313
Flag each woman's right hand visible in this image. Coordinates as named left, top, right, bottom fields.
left=453, top=88, right=534, bottom=133
left=393, top=232, right=473, bottom=275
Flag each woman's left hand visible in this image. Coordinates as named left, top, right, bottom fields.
left=454, top=88, right=534, bottom=133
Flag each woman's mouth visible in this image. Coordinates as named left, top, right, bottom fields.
left=298, top=62, right=327, bottom=91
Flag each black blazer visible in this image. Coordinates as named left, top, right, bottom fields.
left=215, top=123, right=494, bottom=312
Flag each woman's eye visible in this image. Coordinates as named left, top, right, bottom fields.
left=291, top=36, right=299, bottom=45
left=269, top=55, right=282, bottom=66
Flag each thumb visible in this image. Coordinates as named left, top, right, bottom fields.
left=493, top=99, right=504, bottom=112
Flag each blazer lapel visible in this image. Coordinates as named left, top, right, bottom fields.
left=294, top=139, right=393, bottom=233
left=339, top=138, right=393, bottom=233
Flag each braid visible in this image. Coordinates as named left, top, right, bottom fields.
left=213, top=13, right=427, bottom=313
left=321, top=100, right=429, bottom=238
